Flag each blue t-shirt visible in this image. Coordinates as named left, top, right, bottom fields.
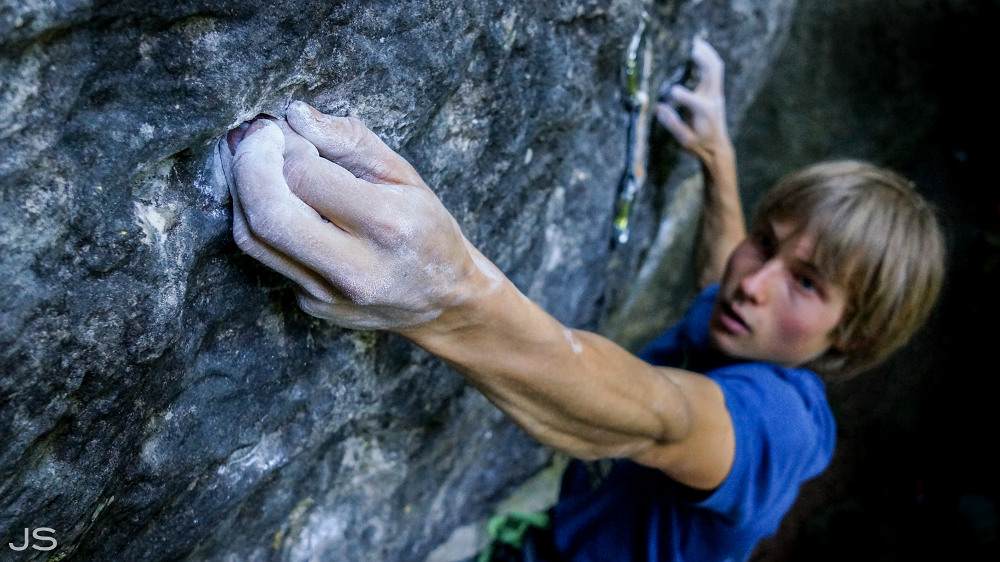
left=551, top=285, right=836, bottom=561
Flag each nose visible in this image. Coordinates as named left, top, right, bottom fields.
left=737, top=258, right=782, bottom=303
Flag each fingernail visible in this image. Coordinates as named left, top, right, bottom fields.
left=225, top=122, right=250, bottom=155
left=226, top=119, right=273, bottom=154
left=290, top=100, right=326, bottom=122
left=244, top=119, right=270, bottom=136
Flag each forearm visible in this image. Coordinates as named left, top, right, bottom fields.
left=226, top=103, right=733, bottom=488
left=399, top=272, right=694, bottom=462
left=695, top=139, right=745, bottom=289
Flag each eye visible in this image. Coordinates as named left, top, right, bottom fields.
left=794, top=272, right=829, bottom=297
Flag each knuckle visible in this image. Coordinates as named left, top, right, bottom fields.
left=349, top=118, right=391, bottom=155
left=282, top=153, right=312, bottom=189
left=328, top=116, right=369, bottom=154
left=333, top=271, right=379, bottom=306
left=232, top=220, right=258, bottom=253
left=365, top=195, right=426, bottom=247
left=345, top=116, right=371, bottom=142
left=360, top=157, right=392, bottom=183
left=368, top=215, right=412, bottom=247
left=243, top=207, right=281, bottom=240
left=295, top=291, right=327, bottom=318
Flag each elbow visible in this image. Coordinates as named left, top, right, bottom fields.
left=650, top=392, right=696, bottom=444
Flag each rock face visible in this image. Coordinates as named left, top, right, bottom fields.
left=0, top=1, right=796, bottom=560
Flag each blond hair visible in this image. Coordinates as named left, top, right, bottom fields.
left=753, top=160, right=946, bottom=380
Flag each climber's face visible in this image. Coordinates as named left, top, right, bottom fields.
left=708, top=219, right=848, bottom=368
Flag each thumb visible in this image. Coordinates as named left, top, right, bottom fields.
left=656, top=103, right=695, bottom=146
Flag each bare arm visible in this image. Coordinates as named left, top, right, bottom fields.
left=399, top=269, right=734, bottom=489
left=657, top=38, right=746, bottom=289
left=226, top=101, right=734, bottom=490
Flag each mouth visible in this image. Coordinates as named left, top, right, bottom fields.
left=716, top=299, right=751, bottom=335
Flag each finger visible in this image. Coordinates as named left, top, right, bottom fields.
left=227, top=116, right=271, bottom=155
left=221, top=126, right=340, bottom=301
left=691, top=37, right=724, bottom=95
left=285, top=100, right=426, bottom=187
left=273, top=117, right=320, bottom=159
left=232, top=119, right=295, bottom=213
left=281, top=142, right=397, bottom=236
left=231, top=184, right=340, bottom=303
left=231, top=119, right=369, bottom=285
left=274, top=116, right=405, bottom=236
left=656, top=103, right=696, bottom=146
left=666, top=85, right=705, bottom=112
left=293, top=287, right=389, bottom=329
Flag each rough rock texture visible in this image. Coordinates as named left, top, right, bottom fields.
left=0, top=1, right=797, bottom=560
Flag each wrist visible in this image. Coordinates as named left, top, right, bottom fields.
left=698, top=139, right=735, bottom=174
left=395, top=249, right=512, bottom=351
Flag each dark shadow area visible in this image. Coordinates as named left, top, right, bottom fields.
left=741, top=1, right=1000, bottom=560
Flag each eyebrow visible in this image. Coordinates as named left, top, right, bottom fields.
left=794, top=259, right=826, bottom=280
left=766, top=220, right=834, bottom=285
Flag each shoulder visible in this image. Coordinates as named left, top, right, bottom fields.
left=709, top=362, right=834, bottom=462
left=697, top=362, right=836, bottom=524
left=710, top=362, right=832, bottom=422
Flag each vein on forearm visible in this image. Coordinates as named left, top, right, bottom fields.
left=408, top=282, right=694, bottom=461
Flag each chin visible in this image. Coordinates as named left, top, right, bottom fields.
left=708, top=330, right=779, bottom=365
left=707, top=329, right=750, bottom=361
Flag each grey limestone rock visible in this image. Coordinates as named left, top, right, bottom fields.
left=0, top=1, right=794, bottom=560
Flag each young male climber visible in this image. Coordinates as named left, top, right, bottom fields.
left=221, top=38, right=944, bottom=561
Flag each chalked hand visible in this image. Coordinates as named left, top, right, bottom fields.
left=224, top=103, right=492, bottom=331
left=656, top=37, right=729, bottom=163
